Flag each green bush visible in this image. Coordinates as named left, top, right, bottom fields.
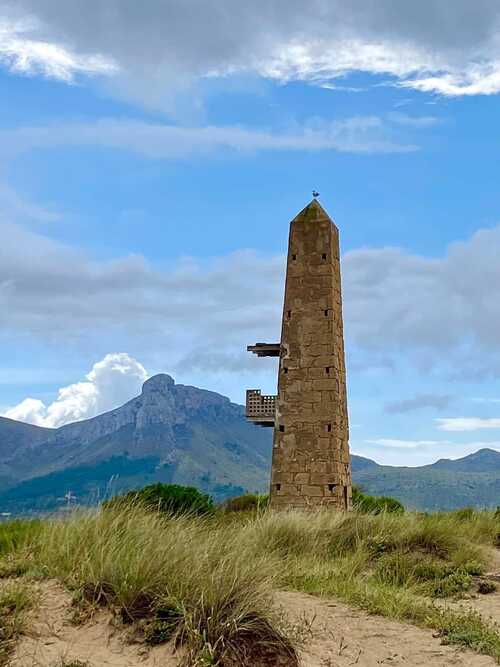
left=352, top=486, right=404, bottom=514
left=104, top=483, right=214, bottom=517
left=430, top=570, right=472, bottom=598
left=222, top=493, right=269, bottom=513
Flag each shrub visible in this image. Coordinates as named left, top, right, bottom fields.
left=478, top=580, right=497, bottom=595
left=373, top=551, right=474, bottom=597
left=222, top=493, right=269, bottom=513
left=352, top=486, right=404, bottom=514
left=430, top=571, right=472, bottom=598
left=104, top=483, right=214, bottom=517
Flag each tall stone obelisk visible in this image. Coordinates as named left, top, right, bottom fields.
left=246, top=199, right=352, bottom=510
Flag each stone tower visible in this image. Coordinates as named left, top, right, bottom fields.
left=246, top=199, right=352, bottom=510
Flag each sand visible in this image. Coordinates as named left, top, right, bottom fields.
left=279, top=590, right=497, bottom=667
left=10, top=581, right=179, bottom=667
left=10, top=564, right=500, bottom=667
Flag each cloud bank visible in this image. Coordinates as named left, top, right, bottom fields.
left=2, top=1, right=500, bottom=107
left=4, top=217, right=500, bottom=381
left=0, top=16, right=116, bottom=81
left=4, top=353, right=147, bottom=427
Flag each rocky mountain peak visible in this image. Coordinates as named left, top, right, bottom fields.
left=141, top=374, right=175, bottom=395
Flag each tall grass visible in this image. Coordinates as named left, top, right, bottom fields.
left=1, top=506, right=499, bottom=665
left=0, top=581, right=34, bottom=666
left=237, top=509, right=500, bottom=661
left=0, top=519, right=41, bottom=556
left=34, top=507, right=297, bottom=666
left=0, top=519, right=41, bottom=577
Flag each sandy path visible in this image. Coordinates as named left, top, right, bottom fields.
left=277, top=591, right=497, bottom=667
left=10, top=580, right=499, bottom=667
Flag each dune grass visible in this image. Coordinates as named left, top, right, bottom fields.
left=0, top=580, right=35, bottom=666
left=238, top=509, right=500, bottom=661
left=32, top=507, right=297, bottom=666
left=0, top=519, right=41, bottom=555
left=1, top=506, right=499, bottom=665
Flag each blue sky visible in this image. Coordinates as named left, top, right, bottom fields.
left=2, top=1, right=500, bottom=465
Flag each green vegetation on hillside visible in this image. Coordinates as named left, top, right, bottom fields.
left=1, top=497, right=499, bottom=665
left=356, top=465, right=500, bottom=510
left=352, top=485, right=405, bottom=513
left=221, top=492, right=269, bottom=513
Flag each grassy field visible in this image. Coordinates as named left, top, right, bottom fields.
left=0, top=506, right=499, bottom=666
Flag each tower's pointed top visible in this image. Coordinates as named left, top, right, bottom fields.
left=291, top=198, right=334, bottom=225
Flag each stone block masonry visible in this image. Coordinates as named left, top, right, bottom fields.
left=247, top=199, right=352, bottom=511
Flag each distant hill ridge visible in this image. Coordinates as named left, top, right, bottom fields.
left=1, top=374, right=499, bottom=513
left=429, top=447, right=500, bottom=472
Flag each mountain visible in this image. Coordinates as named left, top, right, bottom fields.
left=0, top=374, right=273, bottom=513
left=0, top=416, right=53, bottom=461
left=0, top=417, right=54, bottom=489
left=350, top=454, right=380, bottom=473
left=354, top=449, right=500, bottom=511
left=429, top=448, right=500, bottom=473
left=1, top=375, right=499, bottom=514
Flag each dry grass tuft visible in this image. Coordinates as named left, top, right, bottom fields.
left=33, top=506, right=298, bottom=666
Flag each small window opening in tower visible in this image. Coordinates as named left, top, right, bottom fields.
left=324, top=309, right=329, bottom=317
left=287, top=310, right=292, bottom=319
left=326, top=423, right=332, bottom=432
left=283, top=367, right=288, bottom=374
left=292, top=254, right=297, bottom=260
left=322, top=253, right=327, bottom=260
left=325, top=367, right=331, bottom=374
left=343, top=486, right=348, bottom=508
left=276, top=483, right=281, bottom=491
left=279, top=424, right=285, bottom=432
left=328, top=483, right=335, bottom=492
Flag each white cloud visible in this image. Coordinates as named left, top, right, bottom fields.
left=2, top=2, right=500, bottom=106
left=387, top=112, right=440, bottom=127
left=0, top=182, right=60, bottom=224
left=355, top=438, right=500, bottom=466
left=259, top=41, right=500, bottom=97
left=5, top=398, right=48, bottom=427
left=0, top=17, right=117, bottom=81
left=364, top=438, right=448, bottom=449
left=400, top=63, right=500, bottom=96
left=0, top=116, right=417, bottom=160
left=436, top=417, right=500, bottom=432
left=4, top=353, right=148, bottom=427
